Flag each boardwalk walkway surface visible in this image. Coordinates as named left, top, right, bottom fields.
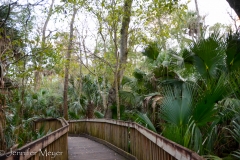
left=68, top=137, right=127, bottom=160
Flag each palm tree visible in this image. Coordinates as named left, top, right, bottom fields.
left=160, top=74, right=229, bottom=153
left=182, top=32, right=226, bottom=80
left=81, top=75, right=101, bottom=119
left=160, top=31, right=240, bottom=155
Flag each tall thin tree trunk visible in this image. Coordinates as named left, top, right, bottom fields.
left=0, top=63, right=5, bottom=150
left=63, top=4, right=78, bottom=120
left=194, top=0, right=201, bottom=40
left=98, top=30, right=108, bottom=115
left=116, top=0, right=133, bottom=119
left=78, top=41, right=83, bottom=97
left=34, top=0, right=55, bottom=90
left=42, top=0, right=54, bottom=46
left=105, top=0, right=133, bottom=119
left=0, top=98, right=6, bottom=151
left=82, top=33, right=88, bottom=67
left=104, top=44, right=117, bottom=118
left=119, top=0, right=133, bottom=84
left=115, top=57, right=120, bottom=119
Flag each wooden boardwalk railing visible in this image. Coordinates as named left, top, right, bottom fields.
left=0, top=118, right=204, bottom=160
left=69, top=119, right=204, bottom=160
left=0, top=118, right=68, bottom=160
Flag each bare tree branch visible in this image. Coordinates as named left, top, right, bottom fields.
left=0, top=3, right=12, bottom=28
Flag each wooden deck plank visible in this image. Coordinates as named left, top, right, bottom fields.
left=68, top=137, right=127, bottom=160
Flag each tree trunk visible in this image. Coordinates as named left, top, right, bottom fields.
left=118, top=0, right=133, bottom=85
left=104, top=0, right=133, bottom=119
left=82, top=34, right=88, bottom=67
left=86, top=101, right=95, bottom=119
left=41, top=0, right=55, bottom=47
left=0, top=61, right=5, bottom=150
left=105, top=88, right=115, bottom=118
left=226, top=0, right=240, bottom=18
left=34, top=0, right=55, bottom=90
left=116, top=0, right=133, bottom=119
left=194, top=0, right=201, bottom=40
left=0, top=101, right=6, bottom=151
left=63, top=4, right=78, bottom=120
left=78, top=40, right=83, bottom=97
left=99, top=28, right=108, bottom=114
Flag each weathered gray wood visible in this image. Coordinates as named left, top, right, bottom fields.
left=69, top=119, right=204, bottom=160
left=0, top=118, right=68, bottom=160
left=68, top=136, right=127, bottom=160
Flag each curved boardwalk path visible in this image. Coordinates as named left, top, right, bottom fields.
left=68, top=137, right=127, bottom=160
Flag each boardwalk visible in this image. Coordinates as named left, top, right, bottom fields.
left=68, top=137, right=127, bottom=160
left=0, top=119, right=203, bottom=160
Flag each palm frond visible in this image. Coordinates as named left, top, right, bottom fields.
left=119, top=90, right=138, bottom=106
left=229, top=70, right=240, bottom=99
left=81, top=75, right=100, bottom=103
left=226, top=32, right=240, bottom=72
left=142, top=42, right=159, bottom=60
left=192, top=74, right=228, bottom=126
left=94, top=111, right=104, bottom=118
left=162, top=124, right=191, bottom=147
left=133, top=69, right=146, bottom=80
left=121, top=76, right=133, bottom=86
left=232, top=150, right=240, bottom=159
left=134, top=111, right=157, bottom=132
left=228, top=119, right=240, bottom=144
left=184, top=32, right=226, bottom=79
left=161, top=83, right=196, bottom=126
left=203, top=155, right=222, bottom=160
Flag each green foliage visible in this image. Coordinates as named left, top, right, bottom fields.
left=24, top=89, right=62, bottom=118
left=133, top=69, right=145, bottom=80
left=160, top=83, right=195, bottom=147
left=94, top=111, right=104, bottom=118
left=157, top=32, right=240, bottom=155
left=34, top=125, right=51, bottom=140
left=111, top=104, right=126, bottom=120
left=162, top=83, right=195, bottom=126
left=192, top=76, right=228, bottom=125
left=81, top=75, right=100, bottom=103
left=126, top=111, right=157, bottom=132
left=68, top=98, right=85, bottom=119
left=142, top=42, right=159, bottom=60
left=122, top=69, right=156, bottom=96
left=134, top=111, right=157, bottom=132
left=183, top=32, right=226, bottom=80
left=162, top=124, right=190, bottom=147
left=119, top=90, right=138, bottom=107
left=232, top=150, right=240, bottom=159
left=1, top=1, right=240, bottom=159
left=229, top=120, right=240, bottom=144
left=225, top=32, right=240, bottom=72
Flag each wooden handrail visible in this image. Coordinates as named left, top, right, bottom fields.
left=0, top=118, right=204, bottom=160
left=0, top=118, right=69, bottom=160
left=69, top=119, right=204, bottom=160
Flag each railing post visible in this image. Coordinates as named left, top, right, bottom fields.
left=0, top=118, right=69, bottom=160
left=67, top=119, right=204, bottom=160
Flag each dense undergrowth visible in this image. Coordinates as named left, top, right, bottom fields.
left=2, top=32, right=240, bottom=159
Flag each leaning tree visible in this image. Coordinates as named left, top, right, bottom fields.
left=226, top=0, right=240, bottom=18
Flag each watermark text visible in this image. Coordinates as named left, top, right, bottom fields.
left=0, top=148, right=63, bottom=158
